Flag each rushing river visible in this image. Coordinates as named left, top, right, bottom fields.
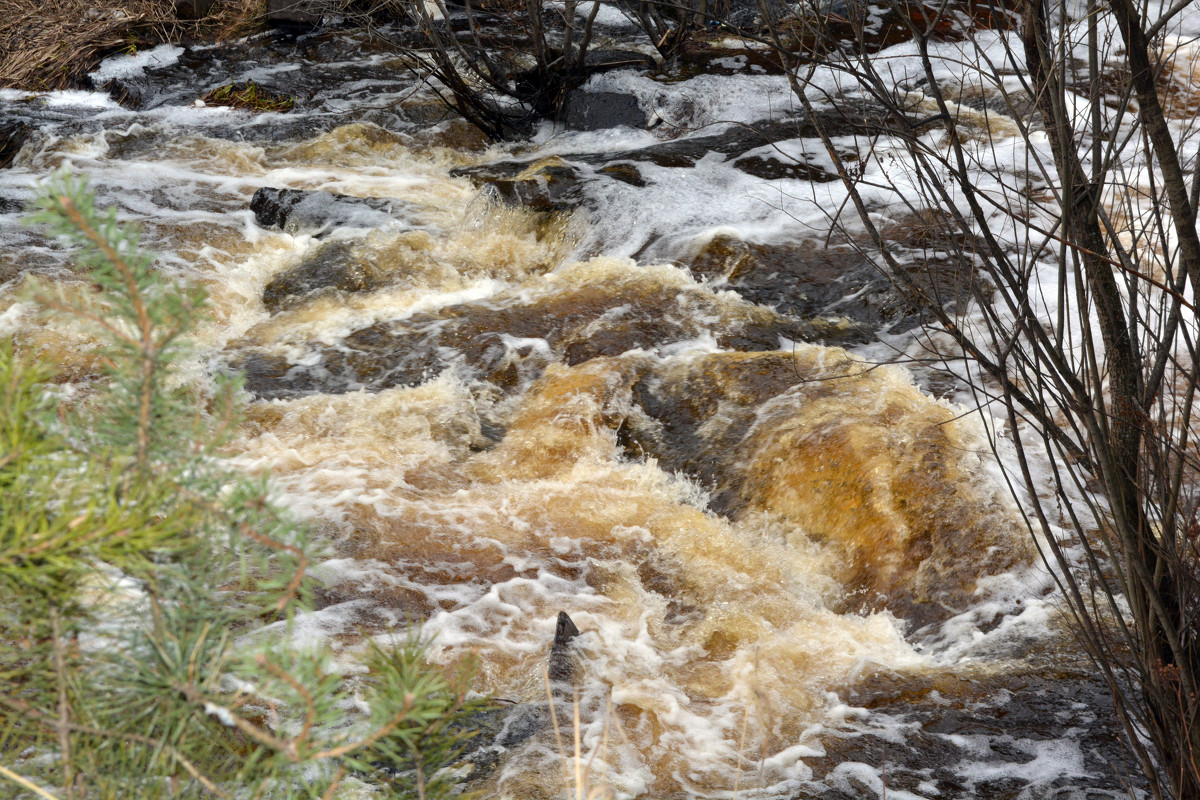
left=0, top=18, right=1139, bottom=799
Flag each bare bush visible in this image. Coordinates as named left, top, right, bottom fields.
left=399, top=0, right=714, bottom=138
left=756, top=0, right=1200, bottom=794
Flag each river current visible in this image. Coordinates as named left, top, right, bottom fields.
left=0, top=18, right=1141, bottom=799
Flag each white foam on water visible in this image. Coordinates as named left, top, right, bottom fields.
left=0, top=302, right=31, bottom=336
left=957, top=737, right=1090, bottom=784
left=2, top=26, right=1138, bottom=797
left=828, top=761, right=933, bottom=800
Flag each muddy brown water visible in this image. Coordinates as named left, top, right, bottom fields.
left=0, top=22, right=1140, bottom=799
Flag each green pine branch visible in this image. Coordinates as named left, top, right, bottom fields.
left=0, top=171, right=488, bottom=800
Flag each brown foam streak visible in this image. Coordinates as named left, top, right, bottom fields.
left=472, top=361, right=879, bottom=777
left=737, top=351, right=1030, bottom=624
left=230, top=347, right=942, bottom=796
left=233, top=333, right=972, bottom=794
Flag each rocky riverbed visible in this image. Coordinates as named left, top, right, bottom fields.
left=0, top=13, right=1142, bottom=798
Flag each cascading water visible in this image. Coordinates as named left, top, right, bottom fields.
left=0, top=21, right=1138, bottom=798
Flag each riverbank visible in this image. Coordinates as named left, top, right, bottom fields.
left=0, top=0, right=269, bottom=90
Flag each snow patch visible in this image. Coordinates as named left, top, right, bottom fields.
left=89, top=44, right=184, bottom=84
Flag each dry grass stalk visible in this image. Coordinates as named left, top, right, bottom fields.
left=200, top=0, right=268, bottom=41
left=543, top=669, right=620, bottom=800
left=0, top=0, right=266, bottom=91
left=0, top=0, right=170, bottom=90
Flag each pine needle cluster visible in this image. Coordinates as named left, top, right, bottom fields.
left=0, top=171, right=485, bottom=799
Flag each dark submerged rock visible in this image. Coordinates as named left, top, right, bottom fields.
left=660, top=42, right=788, bottom=81
left=619, top=350, right=1028, bottom=632
left=230, top=268, right=809, bottom=400
left=687, top=236, right=884, bottom=339
left=432, top=611, right=583, bottom=782
left=725, top=0, right=788, bottom=29
left=803, top=665, right=1143, bottom=799
left=102, top=77, right=146, bottom=109
left=582, top=49, right=658, bottom=72
left=174, top=0, right=217, bottom=19
left=620, top=353, right=799, bottom=512
left=262, top=240, right=386, bottom=312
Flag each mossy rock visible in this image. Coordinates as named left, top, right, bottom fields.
left=200, top=81, right=294, bottom=112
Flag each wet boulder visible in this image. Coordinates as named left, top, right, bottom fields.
left=250, top=186, right=412, bottom=236
left=452, top=157, right=589, bottom=212
left=805, top=665, right=1140, bottom=799
left=561, top=90, right=647, bottom=131
left=413, top=117, right=491, bottom=151
left=95, top=30, right=414, bottom=125
left=232, top=322, right=450, bottom=400
left=453, top=703, right=548, bottom=780
left=200, top=81, right=295, bottom=112
left=731, top=153, right=838, bottom=181
left=685, top=218, right=984, bottom=340
left=640, top=118, right=840, bottom=167
left=453, top=106, right=882, bottom=205
left=781, top=0, right=1017, bottom=55
left=266, top=0, right=324, bottom=26
left=597, top=162, right=646, bottom=186
left=0, top=122, right=31, bottom=170
left=547, top=611, right=581, bottom=689
left=664, top=42, right=788, bottom=79
left=623, top=119, right=811, bottom=169
left=602, top=109, right=878, bottom=170
left=948, top=83, right=1041, bottom=130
